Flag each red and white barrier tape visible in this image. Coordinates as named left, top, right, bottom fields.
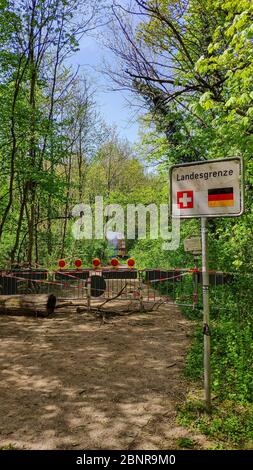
left=2, top=273, right=85, bottom=290
left=148, top=271, right=191, bottom=283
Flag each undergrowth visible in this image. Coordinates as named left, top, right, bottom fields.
left=178, top=280, right=253, bottom=448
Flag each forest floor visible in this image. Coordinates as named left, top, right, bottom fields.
left=0, top=300, right=215, bottom=450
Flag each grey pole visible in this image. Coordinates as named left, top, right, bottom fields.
left=201, top=217, right=211, bottom=412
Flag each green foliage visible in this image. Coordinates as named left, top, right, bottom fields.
left=0, top=443, right=18, bottom=450
left=178, top=400, right=253, bottom=448
left=176, top=437, right=196, bottom=449
left=186, top=316, right=253, bottom=400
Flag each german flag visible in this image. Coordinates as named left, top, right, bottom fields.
left=208, top=187, right=234, bottom=207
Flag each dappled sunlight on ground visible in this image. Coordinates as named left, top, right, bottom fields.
left=0, top=304, right=210, bottom=449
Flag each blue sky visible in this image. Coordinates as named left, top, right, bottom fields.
left=69, top=32, right=141, bottom=143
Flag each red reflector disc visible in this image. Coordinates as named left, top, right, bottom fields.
left=111, top=258, right=119, bottom=267
left=92, top=258, right=101, bottom=268
left=127, top=258, right=135, bottom=268
left=75, top=259, right=82, bottom=268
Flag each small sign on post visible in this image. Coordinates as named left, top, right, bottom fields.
left=170, top=157, right=244, bottom=413
left=184, top=236, right=201, bottom=254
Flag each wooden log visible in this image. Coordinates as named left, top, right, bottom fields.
left=0, top=294, right=57, bottom=317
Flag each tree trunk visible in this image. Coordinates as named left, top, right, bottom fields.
left=27, top=0, right=37, bottom=266
left=0, top=56, right=27, bottom=239
left=27, top=185, right=36, bottom=266
left=61, top=154, right=72, bottom=258
left=11, top=182, right=29, bottom=263
left=0, top=294, right=57, bottom=317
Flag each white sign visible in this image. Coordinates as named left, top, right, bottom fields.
left=184, top=237, right=201, bottom=253
left=170, top=157, right=243, bottom=218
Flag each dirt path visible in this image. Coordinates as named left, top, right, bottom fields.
left=0, top=304, right=210, bottom=450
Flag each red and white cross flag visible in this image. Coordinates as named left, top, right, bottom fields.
left=177, top=190, right=194, bottom=209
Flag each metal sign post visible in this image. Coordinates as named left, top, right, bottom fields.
left=184, top=236, right=201, bottom=310
left=193, top=256, right=199, bottom=309
left=201, top=218, right=211, bottom=412
left=170, top=157, right=244, bottom=413
left=184, top=236, right=202, bottom=310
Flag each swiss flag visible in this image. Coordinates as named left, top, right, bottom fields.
left=177, top=190, right=194, bottom=209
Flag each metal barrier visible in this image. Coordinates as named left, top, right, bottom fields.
left=0, top=270, right=48, bottom=295
left=0, top=267, right=242, bottom=310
